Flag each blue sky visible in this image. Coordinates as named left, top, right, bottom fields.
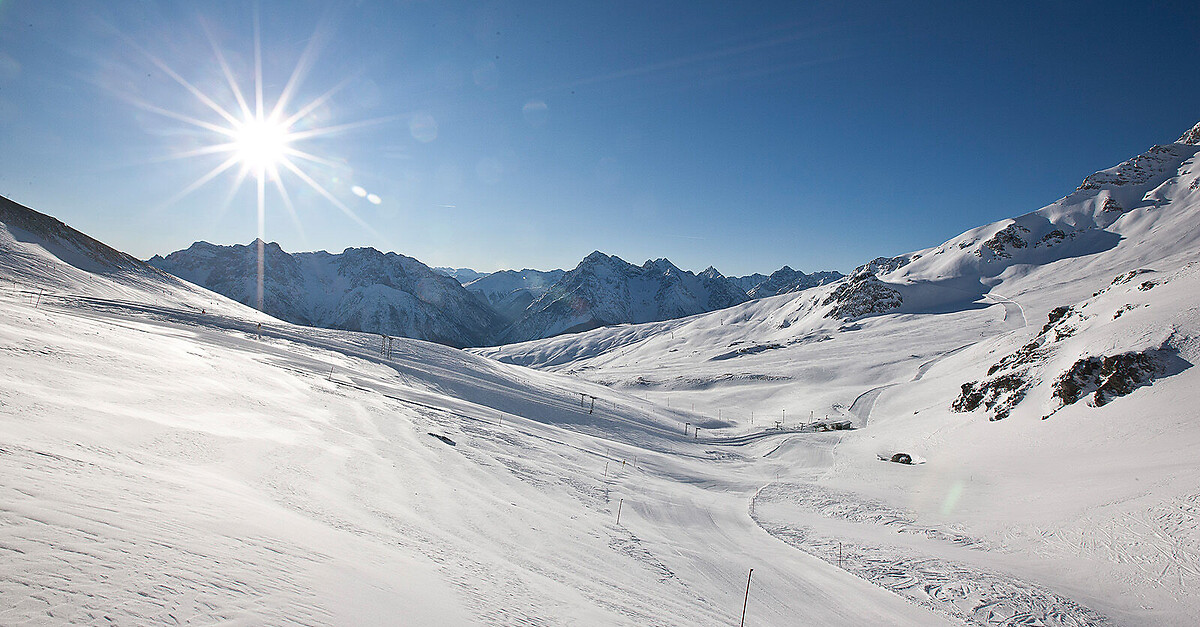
left=0, top=1, right=1197, bottom=276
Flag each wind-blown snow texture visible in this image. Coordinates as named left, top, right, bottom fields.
left=149, top=241, right=498, bottom=347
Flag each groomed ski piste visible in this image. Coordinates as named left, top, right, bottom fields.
left=4, top=121, right=1200, bottom=625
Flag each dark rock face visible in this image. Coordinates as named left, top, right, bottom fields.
left=952, top=375, right=1032, bottom=421
left=1076, top=144, right=1183, bottom=190
left=1052, top=352, right=1164, bottom=409
left=821, top=274, right=903, bottom=320
left=980, top=224, right=1030, bottom=258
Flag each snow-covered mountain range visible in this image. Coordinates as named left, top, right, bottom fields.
left=148, top=241, right=498, bottom=347
left=462, top=268, right=565, bottom=326
left=150, top=244, right=773, bottom=347
left=433, top=266, right=487, bottom=284
left=734, top=266, right=844, bottom=298
left=495, top=251, right=751, bottom=345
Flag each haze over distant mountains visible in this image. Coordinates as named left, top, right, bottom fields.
left=149, top=241, right=840, bottom=347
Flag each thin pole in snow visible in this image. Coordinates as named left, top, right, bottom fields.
left=328, top=365, right=334, bottom=380
left=604, top=462, right=608, bottom=477
left=740, top=568, right=754, bottom=627
left=616, top=499, right=623, bottom=525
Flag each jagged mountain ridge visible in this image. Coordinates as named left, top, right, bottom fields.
left=495, top=251, right=750, bottom=345
left=730, top=267, right=844, bottom=298
left=149, top=241, right=499, bottom=347
left=433, top=266, right=487, bottom=284
left=464, top=269, right=565, bottom=326
left=744, top=266, right=844, bottom=298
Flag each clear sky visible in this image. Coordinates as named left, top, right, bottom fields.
left=0, top=1, right=1197, bottom=276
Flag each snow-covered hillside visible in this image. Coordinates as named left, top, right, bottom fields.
left=496, top=251, right=750, bottom=345
left=463, top=268, right=565, bottom=325
left=476, top=121, right=1200, bottom=625
left=0, top=199, right=958, bottom=626
left=150, top=241, right=498, bottom=348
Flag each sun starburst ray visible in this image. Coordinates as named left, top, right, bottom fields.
left=121, top=96, right=239, bottom=138
left=269, top=25, right=329, bottom=123
left=283, top=147, right=343, bottom=169
left=156, top=154, right=242, bottom=211
left=127, top=36, right=243, bottom=128
left=279, top=158, right=379, bottom=235
left=201, top=21, right=254, bottom=121
left=286, top=115, right=402, bottom=142
left=280, top=73, right=358, bottom=128
left=269, top=167, right=307, bottom=241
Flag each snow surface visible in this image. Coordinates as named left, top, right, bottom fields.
left=6, top=123, right=1200, bottom=625
left=477, top=128, right=1200, bottom=625
left=1, top=200, right=949, bottom=625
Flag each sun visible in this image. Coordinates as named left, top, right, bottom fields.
left=232, top=115, right=291, bottom=174
left=122, top=17, right=395, bottom=312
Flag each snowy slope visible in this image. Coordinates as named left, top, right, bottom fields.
left=476, top=120, right=1200, bottom=625
left=496, top=251, right=749, bottom=345
left=0, top=204, right=955, bottom=626
left=150, top=241, right=499, bottom=347
left=463, top=268, right=565, bottom=326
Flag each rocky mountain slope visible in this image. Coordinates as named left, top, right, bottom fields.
left=494, top=251, right=750, bottom=344
left=149, top=241, right=498, bottom=347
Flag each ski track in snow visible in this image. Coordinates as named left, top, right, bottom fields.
left=750, top=482, right=1110, bottom=627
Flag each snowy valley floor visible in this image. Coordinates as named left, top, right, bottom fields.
left=2, top=282, right=1199, bottom=625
